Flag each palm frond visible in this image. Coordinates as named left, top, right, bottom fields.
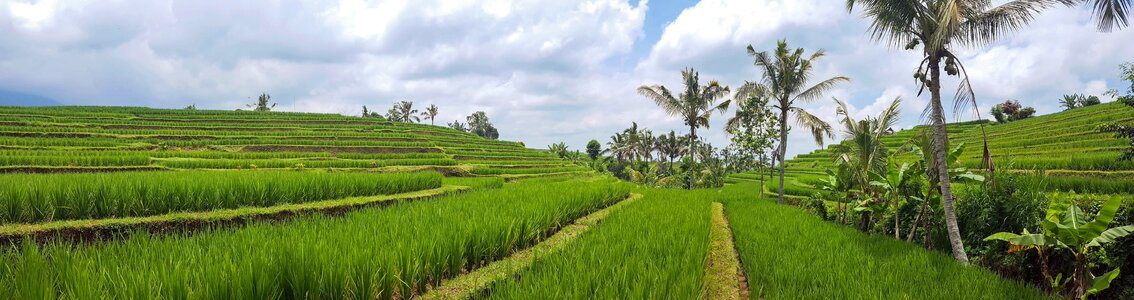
left=792, top=107, right=834, bottom=146
left=957, top=0, right=1053, bottom=48
left=638, top=85, right=685, bottom=116
left=795, top=76, right=851, bottom=103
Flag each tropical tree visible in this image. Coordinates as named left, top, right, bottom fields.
left=991, top=100, right=1036, bottom=123
left=986, top=194, right=1134, bottom=299
left=548, top=142, right=569, bottom=159
left=421, top=104, right=439, bottom=125
left=467, top=111, right=499, bottom=139
left=738, top=40, right=846, bottom=204
left=447, top=120, right=468, bottom=132
left=586, top=139, right=602, bottom=161
left=844, top=0, right=1058, bottom=263
left=818, top=161, right=855, bottom=224
left=1060, top=94, right=1082, bottom=111
left=726, top=91, right=780, bottom=197
left=246, top=93, right=276, bottom=112
left=638, top=68, right=731, bottom=189
left=386, top=101, right=420, bottom=123
left=655, top=130, right=686, bottom=174
left=831, top=97, right=901, bottom=196
left=1061, top=0, right=1132, bottom=31
left=607, top=132, right=632, bottom=162
left=870, top=159, right=919, bottom=239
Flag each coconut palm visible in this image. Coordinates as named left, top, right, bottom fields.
left=831, top=97, right=902, bottom=193
left=737, top=40, right=847, bottom=204
left=638, top=68, right=731, bottom=189
left=607, top=132, right=632, bottom=162
left=421, top=104, right=439, bottom=125
left=844, top=0, right=1064, bottom=263
left=655, top=130, right=685, bottom=174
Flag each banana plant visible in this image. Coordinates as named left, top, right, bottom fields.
left=985, top=193, right=1134, bottom=300
left=818, top=162, right=854, bottom=225
left=869, top=160, right=917, bottom=239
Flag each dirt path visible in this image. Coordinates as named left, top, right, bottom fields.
left=704, top=202, right=748, bottom=300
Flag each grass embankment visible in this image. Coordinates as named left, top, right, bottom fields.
left=723, top=184, right=1052, bottom=299
left=0, top=171, right=442, bottom=223
left=704, top=202, right=743, bottom=300
left=420, top=193, right=643, bottom=300
left=0, top=179, right=630, bottom=299
left=0, top=185, right=467, bottom=244
left=479, top=188, right=716, bottom=299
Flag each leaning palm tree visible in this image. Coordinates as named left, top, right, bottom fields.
left=737, top=40, right=847, bottom=204
left=846, top=0, right=1062, bottom=263
left=421, top=104, right=439, bottom=125
left=638, top=68, right=731, bottom=189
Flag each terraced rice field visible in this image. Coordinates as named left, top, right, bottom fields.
left=0, top=106, right=1056, bottom=299
left=730, top=102, right=1134, bottom=199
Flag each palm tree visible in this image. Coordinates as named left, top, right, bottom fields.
left=737, top=40, right=847, bottom=204
left=1060, top=94, right=1081, bottom=111
left=1062, top=0, right=1132, bottom=31
left=398, top=101, right=420, bottom=123
left=846, top=0, right=1059, bottom=263
left=831, top=97, right=901, bottom=194
left=607, top=132, right=632, bottom=162
left=421, top=104, right=439, bottom=125
left=638, top=68, right=731, bottom=189
left=655, top=131, right=685, bottom=175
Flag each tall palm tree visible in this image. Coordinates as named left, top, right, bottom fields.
left=638, top=68, right=731, bottom=189
left=421, top=104, right=439, bottom=125
left=846, top=0, right=1057, bottom=263
left=737, top=40, right=847, bottom=204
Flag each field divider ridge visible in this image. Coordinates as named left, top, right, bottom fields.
left=0, top=185, right=469, bottom=246
left=417, top=192, right=643, bottom=300
left=703, top=202, right=746, bottom=300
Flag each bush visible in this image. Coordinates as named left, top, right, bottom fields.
left=953, top=174, right=1051, bottom=285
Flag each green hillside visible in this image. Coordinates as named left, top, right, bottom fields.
left=0, top=106, right=586, bottom=177
left=731, top=101, right=1134, bottom=198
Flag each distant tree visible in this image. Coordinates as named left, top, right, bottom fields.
left=467, top=111, right=499, bottom=139
left=1119, top=62, right=1134, bottom=106
left=548, top=142, right=569, bottom=159
left=1081, top=95, right=1102, bottom=107
left=362, top=105, right=383, bottom=118
left=386, top=101, right=420, bottom=123
left=1059, top=94, right=1082, bottom=111
left=655, top=130, right=686, bottom=175
left=638, top=68, right=730, bottom=189
left=421, top=104, right=439, bottom=125
left=447, top=120, right=468, bottom=132
left=245, top=93, right=276, bottom=112
left=586, top=139, right=602, bottom=161
left=990, top=100, right=1035, bottom=123
left=184, top=104, right=197, bottom=110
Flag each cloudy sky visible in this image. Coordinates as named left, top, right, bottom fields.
left=2, top=0, right=1131, bottom=157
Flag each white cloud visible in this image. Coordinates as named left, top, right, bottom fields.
left=0, top=0, right=1129, bottom=159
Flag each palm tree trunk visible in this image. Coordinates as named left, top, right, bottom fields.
left=777, top=108, right=789, bottom=204
left=894, top=200, right=901, bottom=239
left=689, top=125, right=696, bottom=189
left=928, top=55, right=969, bottom=263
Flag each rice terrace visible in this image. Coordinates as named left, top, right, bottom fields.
left=2, top=0, right=1134, bottom=299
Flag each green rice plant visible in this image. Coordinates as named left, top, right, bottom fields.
left=0, top=155, right=151, bottom=167
left=723, top=186, right=1053, bottom=299
left=481, top=188, right=714, bottom=299
left=469, top=166, right=587, bottom=175
left=0, top=171, right=442, bottom=223
left=156, top=158, right=456, bottom=169
left=0, top=180, right=629, bottom=299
